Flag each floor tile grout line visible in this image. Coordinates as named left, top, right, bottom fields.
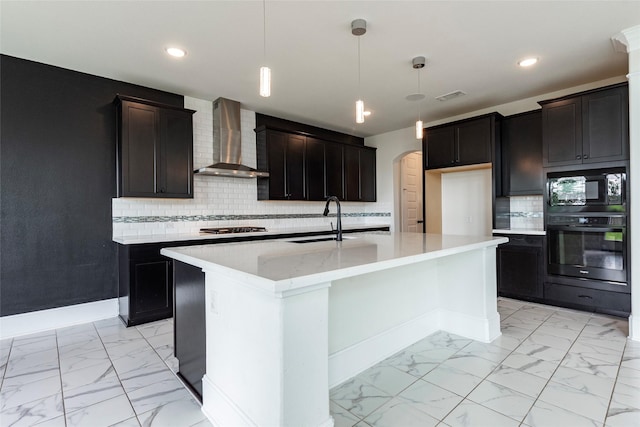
left=53, top=331, right=69, bottom=427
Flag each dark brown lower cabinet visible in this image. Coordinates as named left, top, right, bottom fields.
left=544, top=281, right=630, bottom=318
left=495, top=234, right=544, bottom=302
left=118, top=243, right=173, bottom=326
left=173, top=261, right=206, bottom=400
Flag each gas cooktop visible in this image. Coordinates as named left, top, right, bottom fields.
left=200, top=226, right=267, bottom=235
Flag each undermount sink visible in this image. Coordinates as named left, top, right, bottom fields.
left=288, top=236, right=356, bottom=244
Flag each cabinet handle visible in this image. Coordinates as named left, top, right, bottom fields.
left=578, top=294, right=593, bottom=300
left=576, top=155, right=581, bottom=160
left=583, top=155, right=589, bottom=159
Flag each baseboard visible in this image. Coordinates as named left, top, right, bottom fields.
left=0, top=298, right=119, bottom=339
left=438, top=308, right=501, bottom=343
left=328, top=310, right=440, bottom=388
left=201, top=375, right=258, bottom=427
left=629, top=314, right=640, bottom=342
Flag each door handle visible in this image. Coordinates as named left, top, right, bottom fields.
left=417, top=220, right=424, bottom=224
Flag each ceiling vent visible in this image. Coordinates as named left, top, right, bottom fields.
left=435, top=90, right=467, bottom=102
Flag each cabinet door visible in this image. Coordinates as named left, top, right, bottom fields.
left=325, top=142, right=344, bottom=200
left=266, top=131, right=288, bottom=200
left=131, top=258, right=172, bottom=321
left=456, top=117, right=492, bottom=166
left=286, top=134, right=306, bottom=200
left=120, top=101, right=160, bottom=197
left=160, top=109, right=193, bottom=198
left=582, top=86, right=629, bottom=163
left=425, top=126, right=455, bottom=169
left=542, top=97, right=582, bottom=166
left=497, top=244, right=543, bottom=300
left=502, top=111, right=543, bottom=195
left=359, top=148, right=376, bottom=202
left=344, top=146, right=360, bottom=201
left=306, top=138, right=326, bottom=201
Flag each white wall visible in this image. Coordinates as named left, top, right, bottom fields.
left=442, top=169, right=492, bottom=236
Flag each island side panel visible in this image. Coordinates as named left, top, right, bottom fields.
left=173, top=260, right=206, bottom=399
left=201, top=271, right=332, bottom=427
left=436, top=246, right=501, bottom=342
left=328, top=260, right=441, bottom=387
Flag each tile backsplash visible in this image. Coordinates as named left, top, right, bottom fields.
left=112, top=96, right=390, bottom=238
left=508, top=195, right=544, bottom=230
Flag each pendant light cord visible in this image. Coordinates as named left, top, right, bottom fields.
left=262, top=0, right=267, bottom=62
left=358, top=36, right=361, bottom=99
left=417, top=68, right=421, bottom=120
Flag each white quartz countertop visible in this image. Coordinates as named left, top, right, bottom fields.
left=492, top=228, right=546, bottom=236
left=161, top=232, right=508, bottom=295
left=113, top=224, right=389, bottom=245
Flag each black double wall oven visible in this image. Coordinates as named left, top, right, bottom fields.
left=544, top=167, right=630, bottom=315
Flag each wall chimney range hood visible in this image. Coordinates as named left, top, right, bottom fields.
left=194, top=97, right=269, bottom=178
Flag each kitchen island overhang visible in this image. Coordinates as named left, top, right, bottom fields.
left=162, top=232, right=508, bottom=427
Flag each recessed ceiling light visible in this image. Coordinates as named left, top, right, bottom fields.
left=518, top=57, right=538, bottom=67
left=166, top=47, right=187, bottom=58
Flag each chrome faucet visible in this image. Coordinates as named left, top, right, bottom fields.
left=323, top=196, right=342, bottom=241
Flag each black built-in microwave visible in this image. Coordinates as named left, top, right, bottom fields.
left=547, top=168, right=626, bottom=211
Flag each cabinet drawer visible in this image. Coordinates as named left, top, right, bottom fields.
left=544, top=282, right=630, bottom=316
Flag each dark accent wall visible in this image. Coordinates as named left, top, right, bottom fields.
left=0, top=55, right=183, bottom=316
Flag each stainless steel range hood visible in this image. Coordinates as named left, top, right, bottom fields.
left=194, top=97, right=269, bottom=178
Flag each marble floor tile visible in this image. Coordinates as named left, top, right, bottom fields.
left=621, top=353, right=640, bottom=372
left=441, top=353, right=499, bottom=378
left=99, top=327, right=144, bottom=347
left=443, top=399, right=520, bottom=427
left=499, top=353, right=559, bottom=380
left=0, top=392, right=64, bottom=427
left=550, top=307, right=592, bottom=323
left=9, top=335, right=57, bottom=358
left=109, top=417, right=142, bottom=427
left=136, top=319, right=173, bottom=339
left=32, top=415, right=67, bottom=426
left=422, top=331, right=473, bottom=351
left=524, top=400, right=603, bottom=427
left=0, top=374, right=61, bottom=412
left=616, top=365, right=640, bottom=388
left=537, top=381, right=610, bottom=423
left=104, top=337, right=152, bottom=360
left=331, top=400, right=361, bottom=427
left=466, top=380, right=535, bottom=422
left=569, top=340, right=624, bottom=365
left=356, top=365, right=418, bottom=395
left=330, top=377, right=393, bottom=419
left=501, top=315, right=542, bottom=331
left=4, top=348, right=60, bottom=385
left=497, top=306, right=517, bottom=320
left=514, top=341, right=567, bottom=362
left=605, top=407, right=640, bottom=427
left=455, top=341, right=512, bottom=364
left=57, top=336, right=103, bottom=358
left=536, top=322, right=581, bottom=340
left=363, top=397, right=440, bottom=427
left=578, top=325, right=628, bottom=352
left=523, top=330, right=575, bottom=352
left=119, top=361, right=177, bottom=393
left=550, top=365, right=615, bottom=399
left=496, top=298, right=526, bottom=309
left=381, top=350, right=440, bottom=378
left=63, top=375, right=125, bottom=413
left=144, top=332, right=174, bottom=361
left=65, top=393, right=135, bottom=427
left=588, top=315, right=629, bottom=331
left=485, top=365, right=547, bottom=398
left=608, top=381, right=640, bottom=411
left=137, top=396, right=208, bottom=427
left=59, top=347, right=110, bottom=375
left=421, top=364, right=484, bottom=396
left=61, top=358, right=115, bottom=391
left=126, top=376, right=198, bottom=416
left=395, top=379, right=464, bottom=420
left=561, top=352, right=620, bottom=379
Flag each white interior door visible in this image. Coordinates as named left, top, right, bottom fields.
left=401, top=152, right=424, bottom=233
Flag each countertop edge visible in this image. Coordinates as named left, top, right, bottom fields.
left=492, top=229, right=546, bottom=236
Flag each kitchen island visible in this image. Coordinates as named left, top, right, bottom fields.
left=161, top=232, right=508, bottom=427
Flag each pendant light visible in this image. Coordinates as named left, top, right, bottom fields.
left=352, top=19, right=367, bottom=124
left=412, top=56, right=426, bottom=139
left=259, top=0, right=271, bottom=97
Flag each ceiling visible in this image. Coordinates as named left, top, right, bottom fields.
left=1, top=1, right=638, bottom=137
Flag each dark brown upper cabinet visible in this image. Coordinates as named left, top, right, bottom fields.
left=258, top=130, right=306, bottom=200
left=116, top=95, right=194, bottom=198
left=423, top=113, right=501, bottom=170
left=255, top=114, right=376, bottom=202
left=501, top=110, right=543, bottom=195
left=541, top=83, right=628, bottom=167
